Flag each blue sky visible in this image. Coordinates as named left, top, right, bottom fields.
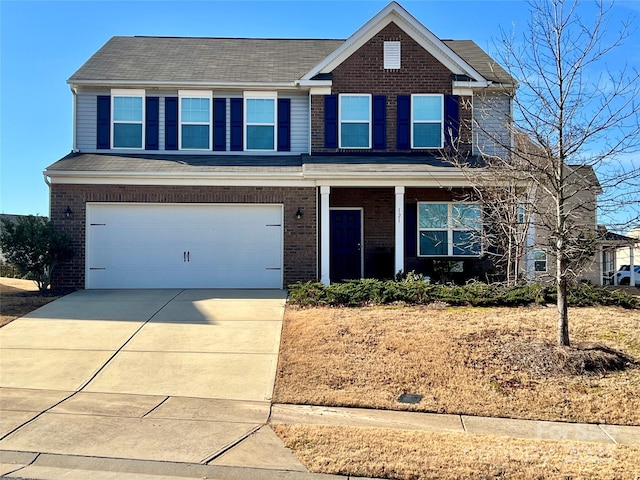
left=1, top=0, right=638, bottom=228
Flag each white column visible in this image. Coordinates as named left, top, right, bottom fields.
left=630, top=245, right=636, bottom=287
left=394, top=186, right=405, bottom=276
left=320, top=186, right=331, bottom=285
left=599, top=244, right=604, bottom=286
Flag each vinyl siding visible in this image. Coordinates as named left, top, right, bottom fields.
left=75, top=88, right=307, bottom=154
left=472, top=93, right=511, bottom=158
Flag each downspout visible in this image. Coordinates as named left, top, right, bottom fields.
left=71, top=85, right=78, bottom=152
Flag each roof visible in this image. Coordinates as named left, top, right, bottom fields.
left=46, top=152, right=470, bottom=174
left=69, top=37, right=345, bottom=85
left=443, top=40, right=512, bottom=84
left=68, top=36, right=511, bottom=86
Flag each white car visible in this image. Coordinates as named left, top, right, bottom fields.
left=616, top=265, right=640, bottom=286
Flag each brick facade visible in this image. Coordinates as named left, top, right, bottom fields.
left=311, top=22, right=473, bottom=155
left=50, top=184, right=317, bottom=288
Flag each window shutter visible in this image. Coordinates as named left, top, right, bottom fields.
left=96, top=95, right=110, bottom=149
left=165, top=97, right=178, bottom=150
left=145, top=97, right=159, bottom=150
left=230, top=98, right=243, bottom=151
left=396, top=95, right=410, bottom=149
left=213, top=98, right=226, bottom=151
left=324, top=95, right=338, bottom=148
left=444, top=94, right=460, bottom=148
left=277, top=98, right=291, bottom=152
left=405, top=202, right=417, bottom=257
left=373, top=95, right=387, bottom=149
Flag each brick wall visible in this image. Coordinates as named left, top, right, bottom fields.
left=312, top=22, right=473, bottom=155
left=50, top=184, right=317, bottom=288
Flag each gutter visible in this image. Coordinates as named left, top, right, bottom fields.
left=67, top=79, right=304, bottom=91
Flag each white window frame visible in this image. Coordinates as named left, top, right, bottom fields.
left=417, top=202, right=482, bottom=257
left=111, top=89, right=145, bottom=150
left=533, top=248, right=548, bottom=272
left=179, top=90, right=212, bottom=151
left=411, top=94, right=444, bottom=149
left=339, top=93, right=372, bottom=149
left=244, top=91, right=277, bottom=152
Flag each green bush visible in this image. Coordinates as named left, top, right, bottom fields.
left=287, top=279, right=638, bottom=309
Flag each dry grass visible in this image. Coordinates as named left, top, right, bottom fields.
left=274, top=305, right=640, bottom=425
left=273, top=424, right=640, bottom=480
left=0, top=278, right=68, bottom=327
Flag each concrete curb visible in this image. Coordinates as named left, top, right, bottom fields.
left=0, top=450, right=349, bottom=480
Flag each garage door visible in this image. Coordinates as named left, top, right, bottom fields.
left=86, top=203, right=283, bottom=289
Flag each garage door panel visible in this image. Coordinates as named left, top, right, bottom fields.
left=86, top=204, right=283, bottom=289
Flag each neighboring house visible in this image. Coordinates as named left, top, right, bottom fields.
left=47, top=1, right=598, bottom=290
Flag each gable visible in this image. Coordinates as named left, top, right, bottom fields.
left=302, top=1, right=496, bottom=85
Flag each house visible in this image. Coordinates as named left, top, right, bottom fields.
left=45, top=2, right=538, bottom=289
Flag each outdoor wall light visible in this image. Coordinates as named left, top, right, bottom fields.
left=295, top=208, right=303, bottom=219
left=64, top=206, right=73, bottom=218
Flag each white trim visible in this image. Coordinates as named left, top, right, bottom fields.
left=309, top=86, right=332, bottom=96
left=178, top=90, right=213, bottom=151
left=411, top=94, right=444, bottom=149
left=244, top=91, right=278, bottom=152
left=301, top=2, right=485, bottom=83
left=330, top=207, right=365, bottom=280
left=338, top=94, right=372, bottom=149
left=110, top=89, right=145, bottom=150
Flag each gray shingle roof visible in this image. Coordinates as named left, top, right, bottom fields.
left=444, top=40, right=513, bottom=84
left=69, top=37, right=345, bottom=84
left=69, top=36, right=512, bottom=85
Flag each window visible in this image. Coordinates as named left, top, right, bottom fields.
left=112, top=89, right=144, bottom=149
left=411, top=94, right=443, bottom=149
left=533, top=249, right=547, bottom=272
left=418, top=202, right=481, bottom=256
left=384, top=41, right=401, bottom=69
left=245, top=93, right=276, bottom=151
left=179, top=91, right=211, bottom=150
left=339, top=94, right=371, bottom=149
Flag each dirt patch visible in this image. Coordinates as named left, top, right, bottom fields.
left=0, top=278, right=73, bottom=327
left=274, top=305, right=640, bottom=425
left=274, top=424, right=640, bottom=480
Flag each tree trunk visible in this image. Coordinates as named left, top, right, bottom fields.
left=557, top=257, right=570, bottom=346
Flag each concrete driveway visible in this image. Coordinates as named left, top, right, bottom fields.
left=0, top=289, right=307, bottom=473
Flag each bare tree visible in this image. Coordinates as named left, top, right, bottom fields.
left=494, top=0, right=640, bottom=346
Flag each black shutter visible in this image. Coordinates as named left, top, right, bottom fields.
left=96, top=95, right=110, bottom=149
left=164, top=97, right=178, bottom=150
left=145, top=97, right=159, bottom=150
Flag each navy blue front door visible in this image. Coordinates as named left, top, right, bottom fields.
left=330, top=209, right=362, bottom=282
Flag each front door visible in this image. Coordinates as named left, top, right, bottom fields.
left=330, top=209, right=362, bottom=282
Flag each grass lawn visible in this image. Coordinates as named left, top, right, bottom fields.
left=272, top=305, right=640, bottom=479
left=0, top=278, right=69, bottom=327
left=274, top=424, right=640, bottom=480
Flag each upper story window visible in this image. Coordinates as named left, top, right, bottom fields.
left=244, top=92, right=277, bottom=151
left=339, top=94, right=371, bottom=149
left=418, top=202, right=481, bottom=256
left=112, top=89, right=144, bottom=149
left=533, top=249, right=547, bottom=272
left=179, top=90, right=212, bottom=150
left=412, top=94, right=443, bottom=149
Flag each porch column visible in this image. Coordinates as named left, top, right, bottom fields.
left=320, top=186, right=331, bottom=285
left=630, top=244, right=636, bottom=287
left=599, top=244, right=604, bottom=286
left=394, top=186, right=405, bottom=276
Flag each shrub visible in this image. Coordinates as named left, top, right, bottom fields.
left=287, top=279, right=638, bottom=309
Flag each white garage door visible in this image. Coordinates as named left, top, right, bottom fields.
left=86, top=203, right=283, bottom=289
